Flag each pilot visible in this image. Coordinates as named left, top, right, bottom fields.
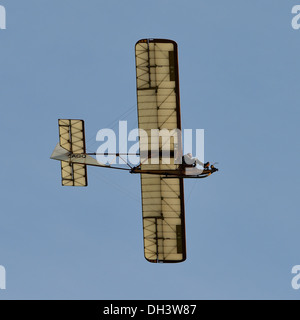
left=183, top=153, right=209, bottom=168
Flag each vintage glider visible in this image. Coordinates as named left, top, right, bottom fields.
left=50, top=39, right=218, bottom=263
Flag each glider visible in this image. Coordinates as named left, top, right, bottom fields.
left=51, top=39, right=218, bottom=263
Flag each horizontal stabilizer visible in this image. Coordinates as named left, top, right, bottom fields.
left=61, top=161, right=87, bottom=187
left=51, top=119, right=88, bottom=187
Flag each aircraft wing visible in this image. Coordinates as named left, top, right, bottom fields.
left=135, top=39, right=186, bottom=263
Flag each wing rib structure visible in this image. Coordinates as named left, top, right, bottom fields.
left=58, top=119, right=88, bottom=187
left=135, top=39, right=186, bottom=263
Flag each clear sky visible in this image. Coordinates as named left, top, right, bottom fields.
left=0, top=0, right=300, bottom=300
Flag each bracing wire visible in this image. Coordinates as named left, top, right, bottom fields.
left=85, top=104, right=137, bottom=153
left=88, top=168, right=140, bottom=203
left=186, top=179, right=198, bottom=205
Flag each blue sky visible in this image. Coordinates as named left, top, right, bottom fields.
left=0, top=0, right=300, bottom=299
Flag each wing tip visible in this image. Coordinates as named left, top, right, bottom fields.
left=144, top=255, right=187, bottom=264
left=135, top=38, right=178, bottom=48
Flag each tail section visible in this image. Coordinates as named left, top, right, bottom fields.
left=61, top=161, right=87, bottom=187
left=51, top=119, right=88, bottom=187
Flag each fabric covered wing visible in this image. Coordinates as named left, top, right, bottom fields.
left=141, top=174, right=186, bottom=263
left=58, top=119, right=87, bottom=187
left=135, top=39, right=186, bottom=263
